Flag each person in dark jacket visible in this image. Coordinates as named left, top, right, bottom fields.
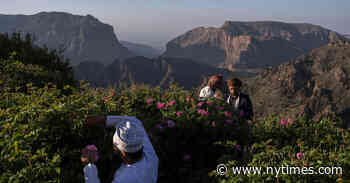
left=226, top=77, right=253, bottom=120
left=226, top=77, right=253, bottom=155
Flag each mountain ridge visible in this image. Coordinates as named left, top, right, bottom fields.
left=0, top=11, right=134, bottom=65
left=163, top=21, right=346, bottom=72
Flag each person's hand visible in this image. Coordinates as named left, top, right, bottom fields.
left=85, top=116, right=107, bottom=127
left=81, top=155, right=89, bottom=166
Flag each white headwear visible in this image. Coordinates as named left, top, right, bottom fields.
left=113, top=120, right=144, bottom=153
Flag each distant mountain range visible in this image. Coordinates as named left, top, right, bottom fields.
left=0, top=12, right=134, bottom=65
left=345, top=34, right=350, bottom=39
left=1, top=11, right=349, bottom=121
left=163, top=21, right=347, bottom=72
left=73, top=57, right=252, bottom=89
left=120, top=40, right=162, bottom=58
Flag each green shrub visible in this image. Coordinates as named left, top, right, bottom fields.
left=0, top=82, right=250, bottom=183
left=209, top=117, right=350, bottom=183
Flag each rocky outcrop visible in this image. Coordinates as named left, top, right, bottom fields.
left=120, top=41, right=162, bottom=58
left=163, top=21, right=346, bottom=71
left=73, top=56, right=249, bottom=89
left=246, top=40, right=350, bottom=121
left=0, top=12, right=134, bottom=65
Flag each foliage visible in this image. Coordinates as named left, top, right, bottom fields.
left=209, top=116, right=350, bottom=183
left=0, top=82, right=249, bottom=183
left=0, top=33, right=75, bottom=89
left=0, top=34, right=349, bottom=182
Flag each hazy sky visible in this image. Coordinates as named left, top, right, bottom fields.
left=1, top=0, right=349, bottom=49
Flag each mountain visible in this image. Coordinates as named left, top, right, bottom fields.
left=0, top=12, right=134, bottom=65
left=73, top=56, right=251, bottom=89
left=120, top=41, right=162, bottom=58
left=163, top=21, right=346, bottom=72
left=345, top=34, right=350, bottom=39
left=246, top=40, right=350, bottom=121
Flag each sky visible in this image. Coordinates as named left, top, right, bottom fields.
left=1, top=0, right=349, bottom=50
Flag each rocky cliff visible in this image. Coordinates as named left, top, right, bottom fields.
left=246, top=40, right=350, bottom=122
left=0, top=12, right=133, bottom=65
left=164, top=21, right=346, bottom=72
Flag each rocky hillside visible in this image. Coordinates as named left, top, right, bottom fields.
left=73, top=56, right=251, bottom=89
left=120, top=40, right=162, bottom=58
left=0, top=12, right=133, bottom=65
left=246, top=40, right=350, bottom=121
left=163, top=21, right=346, bottom=72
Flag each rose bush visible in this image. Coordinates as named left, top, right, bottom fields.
left=0, top=80, right=249, bottom=183
left=209, top=116, right=350, bottom=183
left=0, top=58, right=349, bottom=183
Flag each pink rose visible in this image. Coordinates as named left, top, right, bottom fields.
left=197, top=109, right=204, bottom=114
left=235, top=145, right=241, bottom=151
left=146, top=98, right=154, bottom=104
left=197, top=109, right=209, bottom=116
left=296, top=152, right=304, bottom=159
left=157, top=102, right=165, bottom=109
left=176, top=111, right=183, bottom=117
left=167, top=100, right=176, bottom=106
left=197, top=102, right=204, bottom=107
left=225, top=111, right=231, bottom=118
left=202, top=111, right=209, bottom=116
left=281, top=120, right=287, bottom=125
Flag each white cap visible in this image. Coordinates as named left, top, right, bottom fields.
left=113, top=120, right=144, bottom=153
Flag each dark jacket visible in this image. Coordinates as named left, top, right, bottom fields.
left=227, top=93, right=254, bottom=120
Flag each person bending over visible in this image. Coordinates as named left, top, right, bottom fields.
left=83, top=116, right=159, bottom=183
left=199, top=74, right=226, bottom=100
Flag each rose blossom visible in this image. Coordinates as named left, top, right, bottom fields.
left=146, top=98, right=154, bottom=104
left=281, top=120, right=287, bottom=125
left=157, top=102, right=165, bottom=109
left=176, top=111, right=183, bottom=117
